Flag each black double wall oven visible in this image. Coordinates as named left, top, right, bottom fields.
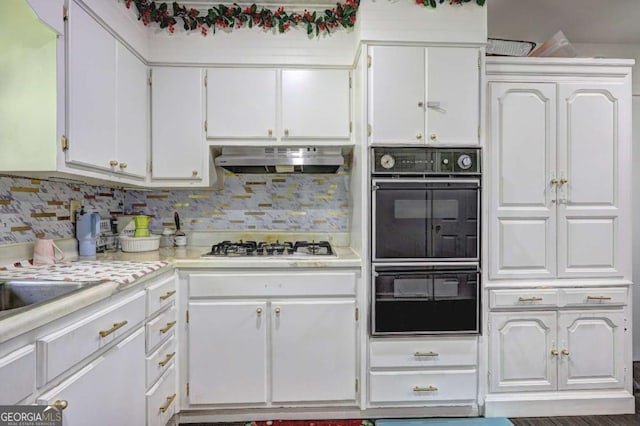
left=371, top=147, right=481, bottom=335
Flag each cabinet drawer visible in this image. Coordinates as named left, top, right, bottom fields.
left=189, top=272, right=356, bottom=297
left=0, top=345, right=35, bottom=404
left=38, top=291, right=145, bottom=385
left=146, top=364, right=176, bottom=426
left=146, top=335, right=176, bottom=388
left=489, top=289, right=559, bottom=309
left=146, top=273, right=177, bottom=316
left=370, top=338, right=477, bottom=368
left=369, top=370, right=477, bottom=404
left=146, top=305, right=176, bottom=352
left=560, top=287, right=627, bottom=307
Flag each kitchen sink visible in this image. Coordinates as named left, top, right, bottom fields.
left=0, top=279, right=104, bottom=312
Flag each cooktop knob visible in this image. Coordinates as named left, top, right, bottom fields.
left=380, top=154, right=395, bottom=169
left=457, top=154, right=473, bottom=170
left=442, top=158, right=449, bottom=165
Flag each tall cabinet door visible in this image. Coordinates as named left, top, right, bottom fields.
left=271, top=299, right=357, bottom=403
left=556, top=83, right=629, bottom=278
left=368, top=46, right=424, bottom=144
left=557, top=311, right=625, bottom=391
left=426, top=47, right=479, bottom=145
left=489, top=311, right=557, bottom=393
left=66, top=0, right=117, bottom=170
left=488, top=82, right=557, bottom=279
left=187, top=301, right=268, bottom=405
left=206, top=68, right=277, bottom=139
left=151, top=67, right=205, bottom=180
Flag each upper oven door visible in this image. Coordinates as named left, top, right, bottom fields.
left=373, top=179, right=479, bottom=261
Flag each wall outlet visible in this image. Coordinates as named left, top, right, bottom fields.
left=69, top=199, right=82, bottom=222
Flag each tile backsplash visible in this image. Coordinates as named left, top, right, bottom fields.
left=0, top=170, right=350, bottom=244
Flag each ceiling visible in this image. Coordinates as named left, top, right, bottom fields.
left=488, top=0, right=640, bottom=45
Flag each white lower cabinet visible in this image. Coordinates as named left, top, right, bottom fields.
left=186, top=271, right=359, bottom=407
left=37, top=327, right=146, bottom=426
left=368, top=337, right=478, bottom=407
left=0, top=344, right=35, bottom=404
left=146, top=364, right=177, bottom=426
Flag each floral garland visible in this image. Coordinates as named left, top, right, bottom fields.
left=124, top=0, right=485, bottom=37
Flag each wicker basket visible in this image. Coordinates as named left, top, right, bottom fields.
left=119, top=235, right=161, bottom=252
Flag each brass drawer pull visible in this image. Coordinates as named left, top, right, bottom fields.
left=518, top=296, right=543, bottom=302
left=158, top=352, right=176, bottom=367
left=53, top=400, right=68, bottom=410
left=160, top=321, right=177, bottom=334
left=413, top=385, right=438, bottom=392
left=99, top=320, right=128, bottom=338
left=551, top=349, right=559, bottom=356
left=159, top=393, right=176, bottom=413
left=159, top=290, right=176, bottom=301
left=587, top=295, right=612, bottom=300
left=561, top=349, right=570, bottom=356
left=414, top=351, right=439, bottom=357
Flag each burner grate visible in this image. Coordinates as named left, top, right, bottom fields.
left=203, top=240, right=335, bottom=257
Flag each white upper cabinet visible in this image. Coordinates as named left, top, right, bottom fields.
left=281, top=69, right=351, bottom=140
left=206, top=68, right=277, bottom=140
left=205, top=68, right=351, bottom=143
left=369, top=45, right=480, bottom=145
left=488, top=66, right=631, bottom=280
left=67, top=0, right=117, bottom=171
left=151, top=67, right=206, bottom=182
left=115, top=44, right=148, bottom=178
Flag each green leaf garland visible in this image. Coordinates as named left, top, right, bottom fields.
left=123, top=0, right=485, bottom=37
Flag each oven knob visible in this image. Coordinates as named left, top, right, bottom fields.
left=442, top=158, right=449, bottom=165
left=457, top=154, right=473, bottom=170
left=380, top=154, right=395, bottom=169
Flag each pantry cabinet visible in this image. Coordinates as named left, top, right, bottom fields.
left=205, top=68, right=351, bottom=143
left=186, top=271, right=358, bottom=407
left=368, top=45, right=480, bottom=145
left=151, top=66, right=206, bottom=183
left=487, top=59, right=632, bottom=280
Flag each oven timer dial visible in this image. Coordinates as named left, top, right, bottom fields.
left=380, top=154, right=396, bottom=169
left=457, top=154, right=473, bottom=170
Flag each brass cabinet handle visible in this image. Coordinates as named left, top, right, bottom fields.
left=561, top=349, right=570, bottom=356
left=275, top=307, right=281, bottom=315
left=256, top=307, right=263, bottom=315
left=551, top=349, right=559, bottom=356
left=413, top=386, right=438, bottom=392
left=119, top=162, right=127, bottom=169
left=53, top=400, right=68, bottom=410
left=560, top=177, right=568, bottom=184
left=429, top=134, right=437, bottom=141
left=518, top=296, right=543, bottom=302
left=416, top=133, right=423, bottom=140
left=159, top=290, right=176, bottom=301
left=192, top=170, right=199, bottom=176
left=160, top=321, right=177, bottom=334
left=550, top=178, right=558, bottom=185
left=414, top=351, right=439, bottom=357
left=159, top=393, right=176, bottom=413
left=268, top=129, right=273, bottom=137
left=284, top=129, right=289, bottom=137
left=158, top=352, right=176, bottom=367
left=109, top=160, right=118, bottom=167
left=418, top=101, right=424, bottom=108
left=99, top=320, right=128, bottom=338
left=587, top=295, right=612, bottom=300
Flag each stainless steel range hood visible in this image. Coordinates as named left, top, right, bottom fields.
left=214, top=146, right=345, bottom=174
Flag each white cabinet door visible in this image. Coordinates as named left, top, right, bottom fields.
left=37, top=328, right=145, bottom=426
left=187, top=301, right=268, bottom=405
left=271, top=299, right=357, bottom=403
left=426, top=47, right=479, bottom=145
left=556, top=82, right=628, bottom=278
left=489, top=311, right=557, bottom=393
left=557, top=310, right=625, bottom=391
left=281, top=69, right=351, bottom=140
left=369, top=46, right=424, bottom=144
left=488, top=82, right=557, bottom=280
left=66, top=0, right=117, bottom=171
left=115, top=43, right=147, bottom=178
left=206, top=68, right=277, bottom=139
left=151, top=67, right=205, bottom=180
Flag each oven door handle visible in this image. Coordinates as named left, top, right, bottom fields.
left=373, top=178, right=480, bottom=186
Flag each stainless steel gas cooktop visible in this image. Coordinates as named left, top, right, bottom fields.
left=201, top=240, right=335, bottom=257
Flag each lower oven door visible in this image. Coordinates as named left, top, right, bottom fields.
left=371, top=264, right=480, bottom=335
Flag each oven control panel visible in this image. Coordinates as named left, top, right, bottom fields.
left=372, top=147, right=481, bottom=175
